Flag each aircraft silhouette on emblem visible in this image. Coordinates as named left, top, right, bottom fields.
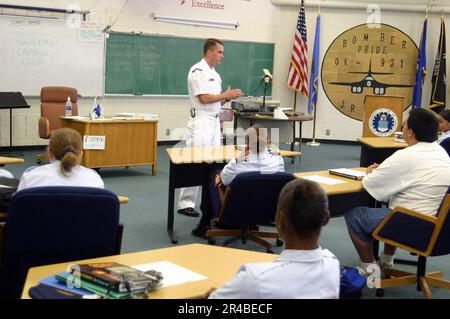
left=329, top=60, right=413, bottom=95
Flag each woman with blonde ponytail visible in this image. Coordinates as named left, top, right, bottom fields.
left=18, top=128, right=104, bottom=191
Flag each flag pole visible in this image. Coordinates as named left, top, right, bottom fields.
left=293, top=91, right=297, bottom=109
left=306, top=10, right=321, bottom=147
left=306, top=104, right=320, bottom=146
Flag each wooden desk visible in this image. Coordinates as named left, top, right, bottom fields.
left=357, top=137, right=407, bottom=167
left=21, top=244, right=276, bottom=299
left=0, top=156, right=24, bottom=165
left=295, top=168, right=375, bottom=217
left=61, top=117, right=158, bottom=175
left=166, top=145, right=301, bottom=243
left=234, top=112, right=313, bottom=163
left=118, top=196, right=129, bottom=204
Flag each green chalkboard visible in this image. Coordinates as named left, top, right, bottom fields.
left=105, top=33, right=274, bottom=96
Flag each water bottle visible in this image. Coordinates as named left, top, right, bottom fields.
left=65, top=97, right=72, bottom=116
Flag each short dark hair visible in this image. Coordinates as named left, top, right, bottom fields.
left=440, top=109, right=450, bottom=122
left=407, top=108, right=439, bottom=142
left=203, top=38, right=223, bottom=55
left=277, top=179, right=329, bottom=238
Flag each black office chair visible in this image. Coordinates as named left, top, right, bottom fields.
left=373, top=187, right=450, bottom=298
left=205, top=171, right=295, bottom=253
left=0, top=186, right=123, bottom=299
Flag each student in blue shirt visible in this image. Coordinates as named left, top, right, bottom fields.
left=205, top=179, right=340, bottom=299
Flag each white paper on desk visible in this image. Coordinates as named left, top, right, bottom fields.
left=111, top=117, right=135, bottom=120
left=300, top=175, right=346, bottom=185
left=133, top=261, right=207, bottom=287
left=63, top=116, right=88, bottom=120
left=273, top=108, right=289, bottom=119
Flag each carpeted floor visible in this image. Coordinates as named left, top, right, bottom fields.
left=3, top=142, right=449, bottom=299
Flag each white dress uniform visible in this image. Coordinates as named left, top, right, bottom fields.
left=0, top=169, right=13, bottom=179
left=209, top=248, right=340, bottom=299
left=178, top=58, right=223, bottom=210
left=220, top=150, right=285, bottom=186
left=17, top=161, right=104, bottom=191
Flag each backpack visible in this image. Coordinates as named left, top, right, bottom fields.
left=339, top=265, right=366, bottom=299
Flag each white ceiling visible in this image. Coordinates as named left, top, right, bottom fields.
left=343, top=0, right=450, bottom=5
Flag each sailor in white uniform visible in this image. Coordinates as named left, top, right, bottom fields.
left=207, top=179, right=340, bottom=299
left=177, top=38, right=243, bottom=217
left=18, top=128, right=104, bottom=191
left=0, top=169, right=13, bottom=179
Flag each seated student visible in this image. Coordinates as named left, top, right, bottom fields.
left=205, top=179, right=340, bottom=299
left=18, top=128, right=104, bottom=191
left=344, top=108, right=450, bottom=276
left=438, top=109, right=450, bottom=156
left=0, top=169, right=13, bottom=179
left=191, top=125, right=285, bottom=237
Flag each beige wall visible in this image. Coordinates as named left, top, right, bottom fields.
left=0, top=0, right=447, bottom=146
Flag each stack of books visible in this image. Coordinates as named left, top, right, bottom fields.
left=329, top=168, right=366, bottom=180
left=30, top=262, right=163, bottom=299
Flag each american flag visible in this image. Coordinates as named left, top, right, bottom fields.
left=287, top=0, right=308, bottom=98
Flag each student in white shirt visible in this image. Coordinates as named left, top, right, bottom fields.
left=18, top=128, right=104, bottom=191
left=177, top=38, right=243, bottom=218
left=438, top=109, right=450, bottom=156
left=345, top=108, right=450, bottom=276
left=192, top=125, right=285, bottom=237
left=205, top=179, right=340, bottom=299
left=0, top=169, right=13, bottom=179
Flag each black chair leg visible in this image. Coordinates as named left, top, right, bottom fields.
left=417, top=256, right=427, bottom=292
left=373, top=239, right=380, bottom=261
left=114, top=223, right=124, bottom=255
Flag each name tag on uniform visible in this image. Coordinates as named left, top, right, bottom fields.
left=83, top=135, right=106, bottom=150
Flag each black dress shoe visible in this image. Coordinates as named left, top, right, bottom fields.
left=191, top=224, right=211, bottom=238
left=177, top=207, right=200, bottom=217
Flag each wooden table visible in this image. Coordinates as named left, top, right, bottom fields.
left=61, top=117, right=158, bottom=175
left=357, top=137, right=407, bottom=167
left=0, top=156, right=24, bottom=165
left=166, top=145, right=301, bottom=243
left=295, top=168, right=375, bottom=217
left=21, top=244, right=276, bottom=299
left=118, top=196, right=129, bottom=204
left=234, top=112, right=313, bottom=163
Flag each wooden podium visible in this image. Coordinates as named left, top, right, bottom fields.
left=363, top=95, right=404, bottom=138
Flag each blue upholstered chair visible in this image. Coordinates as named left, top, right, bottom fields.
left=205, top=171, right=295, bottom=253
left=373, top=187, right=450, bottom=298
left=0, top=186, right=123, bottom=299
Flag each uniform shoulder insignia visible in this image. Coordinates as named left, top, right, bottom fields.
left=191, top=68, right=203, bottom=73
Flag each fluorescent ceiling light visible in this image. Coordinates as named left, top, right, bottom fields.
left=151, top=13, right=239, bottom=30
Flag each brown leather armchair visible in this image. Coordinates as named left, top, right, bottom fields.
left=38, top=87, right=79, bottom=163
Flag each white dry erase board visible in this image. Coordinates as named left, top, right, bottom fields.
left=0, top=15, right=104, bottom=96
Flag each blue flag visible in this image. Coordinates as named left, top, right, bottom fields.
left=412, top=18, right=427, bottom=108
left=307, top=14, right=320, bottom=114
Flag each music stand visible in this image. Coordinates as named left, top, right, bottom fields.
left=0, top=92, right=30, bottom=156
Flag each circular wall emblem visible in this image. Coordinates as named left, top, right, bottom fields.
left=369, top=108, right=398, bottom=136
left=321, top=24, right=418, bottom=121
